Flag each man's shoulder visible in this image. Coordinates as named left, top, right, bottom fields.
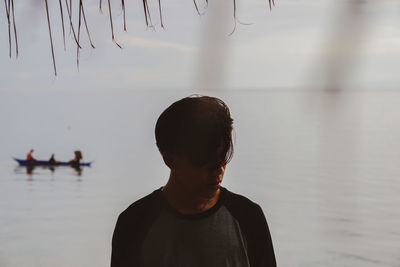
left=112, top=188, right=165, bottom=265
left=223, top=188, right=276, bottom=267
left=118, top=188, right=163, bottom=222
left=222, top=187, right=266, bottom=226
left=223, top=188, right=261, bottom=211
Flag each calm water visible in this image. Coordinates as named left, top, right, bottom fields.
left=1, top=89, right=399, bottom=267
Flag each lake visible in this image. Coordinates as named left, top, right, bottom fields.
left=1, top=89, right=399, bottom=267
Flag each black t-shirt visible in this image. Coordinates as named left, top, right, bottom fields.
left=111, top=187, right=276, bottom=267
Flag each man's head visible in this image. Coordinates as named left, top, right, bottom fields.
left=155, top=95, right=234, bottom=169
left=74, top=150, right=82, bottom=160
left=155, top=95, right=234, bottom=197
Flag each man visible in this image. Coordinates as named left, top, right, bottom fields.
left=69, top=150, right=83, bottom=166
left=48, top=154, right=57, bottom=164
left=111, top=95, right=276, bottom=267
left=26, top=149, right=36, bottom=161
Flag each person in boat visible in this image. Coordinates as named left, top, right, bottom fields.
left=69, top=150, right=82, bottom=166
left=111, top=95, right=276, bottom=267
left=48, top=154, right=57, bottom=164
left=26, top=149, right=36, bottom=162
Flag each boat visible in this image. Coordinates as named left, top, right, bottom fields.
left=13, top=158, right=93, bottom=167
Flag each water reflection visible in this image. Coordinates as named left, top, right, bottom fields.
left=14, top=165, right=84, bottom=179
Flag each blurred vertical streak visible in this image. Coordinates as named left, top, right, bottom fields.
left=194, top=0, right=231, bottom=92
left=300, top=1, right=373, bottom=241
left=316, top=0, right=369, bottom=91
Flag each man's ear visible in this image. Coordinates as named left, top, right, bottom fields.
left=161, top=152, right=176, bottom=169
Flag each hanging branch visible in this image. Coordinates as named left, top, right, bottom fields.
left=228, top=0, right=253, bottom=35
left=2, top=0, right=278, bottom=75
left=122, top=0, right=127, bottom=31
left=77, top=0, right=83, bottom=69
left=81, top=0, right=95, bottom=48
left=65, top=0, right=82, bottom=48
left=193, top=0, right=201, bottom=16
left=44, top=0, right=57, bottom=75
left=158, top=0, right=164, bottom=28
left=11, top=0, right=18, bottom=58
left=142, top=0, right=148, bottom=26
left=193, top=0, right=208, bottom=16
left=58, top=0, right=66, bottom=50
left=4, top=0, right=11, bottom=58
left=107, top=0, right=122, bottom=48
left=142, top=0, right=154, bottom=28
left=269, top=0, right=275, bottom=10
left=146, top=1, right=154, bottom=28
left=69, top=0, right=72, bottom=34
left=229, top=0, right=237, bottom=36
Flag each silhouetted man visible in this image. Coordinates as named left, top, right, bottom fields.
left=111, top=95, right=276, bottom=267
left=26, top=149, right=36, bottom=161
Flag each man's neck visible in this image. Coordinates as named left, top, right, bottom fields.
left=162, top=176, right=220, bottom=215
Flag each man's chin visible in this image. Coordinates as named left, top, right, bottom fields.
left=200, top=186, right=220, bottom=198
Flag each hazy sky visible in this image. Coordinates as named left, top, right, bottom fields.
left=1, top=0, right=400, bottom=91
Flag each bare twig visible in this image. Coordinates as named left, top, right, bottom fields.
left=228, top=0, right=255, bottom=35
left=2, top=0, right=278, bottom=76
left=228, top=0, right=237, bottom=35
left=81, top=0, right=95, bottom=48
left=11, top=0, right=18, bottom=57
left=193, top=0, right=201, bottom=16
left=69, top=0, right=72, bottom=34
left=58, top=0, right=66, bottom=50
left=4, top=0, right=11, bottom=57
left=158, top=0, right=164, bottom=28
left=142, top=0, right=148, bottom=26
left=269, top=0, right=275, bottom=10
left=77, top=0, right=83, bottom=69
left=44, top=0, right=57, bottom=75
left=65, top=0, right=82, bottom=48
left=108, top=0, right=122, bottom=48
left=142, top=0, right=154, bottom=28
left=122, top=0, right=127, bottom=31
left=146, top=2, right=154, bottom=27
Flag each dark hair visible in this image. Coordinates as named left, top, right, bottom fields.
left=155, top=95, right=234, bottom=168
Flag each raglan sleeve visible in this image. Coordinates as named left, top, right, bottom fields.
left=111, top=211, right=142, bottom=267
left=224, top=190, right=277, bottom=267
left=250, top=204, right=276, bottom=267
left=110, top=190, right=163, bottom=267
left=111, top=213, right=127, bottom=267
